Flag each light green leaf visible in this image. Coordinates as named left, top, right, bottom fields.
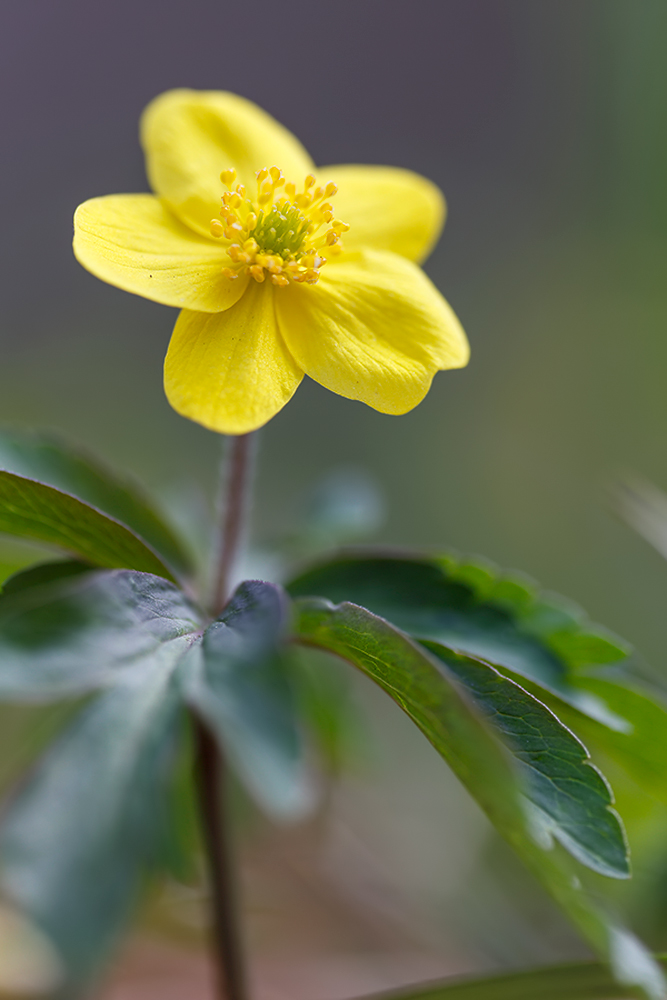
left=0, top=650, right=187, bottom=992
left=422, top=641, right=629, bottom=879
left=359, top=956, right=667, bottom=999
left=0, top=430, right=192, bottom=578
left=0, top=566, right=201, bottom=698
left=184, top=581, right=312, bottom=819
left=0, top=471, right=177, bottom=580
left=293, top=598, right=664, bottom=1000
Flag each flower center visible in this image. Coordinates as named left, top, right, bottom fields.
left=210, top=167, right=349, bottom=286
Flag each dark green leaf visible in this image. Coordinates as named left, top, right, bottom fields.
left=360, top=956, right=667, bottom=1000
left=292, top=598, right=664, bottom=1000
left=0, top=471, right=178, bottom=580
left=0, top=701, right=82, bottom=800
left=0, top=430, right=192, bottom=578
left=0, top=568, right=201, bottom=698
left=0, top=653, right=186, bottom=991
left=184, top=581, right=311, bottom=819
left=286, top=554, right=629, bottom=727
left=540, top=675, right=667, bottom=807
left=423, top=641, right=628, bottom=878
left=1, top=560, right=92, bottom=596
left=293, top=597, right=520, bottom=827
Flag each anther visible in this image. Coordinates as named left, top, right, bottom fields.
left=219, top=164, right=350, bottom=286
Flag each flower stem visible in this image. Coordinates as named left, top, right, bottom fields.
left=211, top=433, right=256, bottom=617
left=194, top=432, right=256, bottom=1000
left=193, top=718, right=248, bottom=1000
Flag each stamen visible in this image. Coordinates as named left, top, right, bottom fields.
left=214, top=168, right=349, bottom=286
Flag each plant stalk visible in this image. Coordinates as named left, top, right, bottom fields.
left=195, top=432, right=256, bottom=1000
left=193, top=718, right=248, bottom=1000
left=211, top=433, right=255, bottom=618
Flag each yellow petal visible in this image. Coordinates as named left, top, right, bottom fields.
left=74, top=194, right=247, bottom=313
left=319, top=165, right=445, bottom=263
left=276, top=250, right=468, bottom=415
left=141, top=89, right=314, bottom=238
left=164, top=282, right=303, bottom=435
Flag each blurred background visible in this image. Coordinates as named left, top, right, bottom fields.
left=2, top=1, right=667, bottom=997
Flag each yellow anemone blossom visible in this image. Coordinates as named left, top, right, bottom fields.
left=73, top=89, right=469, bottom=435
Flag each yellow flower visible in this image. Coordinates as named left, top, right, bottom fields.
left=73, top=90, right=469, bottom=435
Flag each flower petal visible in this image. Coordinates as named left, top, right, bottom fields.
left=164, top=282, right=304, bottom=435
left=141, top=89, right=315, bottom=238
left=74, top=194, right=247, bottom=313
left=319, top=165, right=445, bottom=263
left=276, top=250, right=468, bottom=415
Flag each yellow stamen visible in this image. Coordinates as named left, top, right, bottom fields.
left=215, top=168, right=349, bottom=287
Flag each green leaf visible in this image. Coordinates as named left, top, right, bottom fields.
left=422, top=641, right=628, bottom=878
left=290, top=555, right=667, bottom=804
left=185, top=581, right=311, bottom=819
left=0, top=651, right=187, bottom=991
left=360, top=956, right=667, bottom=1000
left=0, top=471, right=178, bottom=580
left=0, top=567, right=201, bottom=698
left=286, top=554, right=629, bottom=728
left=540, top=675, right=667, bottom=807
left=292, top=599, right=664, bottom=1000
left=0, top=430, right=192, bottom=578
left=1, top=559, right=93, bottom=595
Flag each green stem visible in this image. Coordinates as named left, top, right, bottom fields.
left=194, top=432, right=256, bottom=1000
left=211, top=433, right=255, bottom=618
